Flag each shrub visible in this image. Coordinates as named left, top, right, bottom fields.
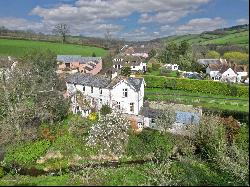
left=152, top=63, right=161, bottom=71
left=3, top=140, right=51, bottom=167
left=126, top=129, right=173, bottom=160
left=88, top=112, right=98, bottom=121
left=143, top=75, right=248, bottom=97
left=0, top=167, right=4, bottom=178
left=100, top=105, right=112, bottom=116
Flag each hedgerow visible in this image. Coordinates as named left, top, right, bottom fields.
left=143, top=75, right=248, bottom=97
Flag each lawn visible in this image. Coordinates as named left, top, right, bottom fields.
left=0, top=38, right=107, bottom=57
left=145, top=88, right=249, bottom=112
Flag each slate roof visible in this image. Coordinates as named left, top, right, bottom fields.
left=113, top=55, right=143, bottom=66
left=198, top=59, right=222, bottom=66
left=66, top=73, right=144, bottom=91
left=57, top=55, right=101, bottom=64
left=66, top=73, right=111, bottom=88
left=127, top=77, right=144, bottom=91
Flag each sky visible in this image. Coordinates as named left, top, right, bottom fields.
left=0, top=0, right=249, bottom=41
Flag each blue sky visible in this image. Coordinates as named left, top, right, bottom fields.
left=0, top=0, right=248, bottom=41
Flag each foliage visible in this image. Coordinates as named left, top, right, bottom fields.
left=92, top=52, right=96, bottom=57
left=0, top=167, right=4, bottom=178
left=143, top=75, right=249, bottom=97
left=193, top=114, right=249, bottom=185
left=3, top=140, right=51, bottom=167
left=151, top=62, right=161, bottom=71
left=205, top=50, right=220, bottom=58
left=100, top=105, right=112, bottom=116
left=120, top=66, right=131, bottom=76
left=0, top=50, right=70, bottom=147
left=126, top=129, right=173, bottom=160
left=223, top=51, right=249, bottom=65
left=87, top=112, right=130, bottom=157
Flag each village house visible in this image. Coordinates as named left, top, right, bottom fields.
left=163, top=63, right=179, bottom=71
left=206, top=61, right=248, bottom=83
left=113, top=54, right=147, bottom=72
left=65, top=73, right=145, bottom=117
left=197, top=58, right=228, bottom=67
left=120, top=45, right=149, bottom=58
left=56, top=55, right=102, bottom=75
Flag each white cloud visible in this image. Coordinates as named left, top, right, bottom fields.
left=27, top=0, right=210, bottom=39
left=236, top=18, right=249, bottom=25
left=174, top=17, right=226, bottom=35
left=0, top=17, right=45, bottom=32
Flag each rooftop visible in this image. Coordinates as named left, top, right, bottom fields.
left=66, top=73, right=144, bottom=91
left=57, top=55, right=102, bottom=64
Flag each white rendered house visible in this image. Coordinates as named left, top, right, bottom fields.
left=164, top=64, right=179, bottom=71
left=66, top=73, right=145, bottom=116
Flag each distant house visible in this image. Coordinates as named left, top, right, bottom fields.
left=104, top=67, right=118, bottom=79
left=197, top=58, right=227, bottom=67
left=164, top=64, right=179, bottom=71
left=220, top=67, right=237, bottom=83
left=57, top=55, right=102, bottom=75
left=65, top=73, right=145, bottom=116
left=206, top=63, right=223, bottom=81
left=120, top=46, right=149, bottom=58
left=113, top=54, right=147, bottom=72
left=233, top=65, right=248, bottom=82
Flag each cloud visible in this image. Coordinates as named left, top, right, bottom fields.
left=174, top=17, right=226, bottom=35
left=0, top=17, right=45, bottom=32
left=28, top=0, right=210, bottom=39
left=236, top=18, right=249, bottom=25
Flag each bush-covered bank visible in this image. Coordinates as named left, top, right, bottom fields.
left=143, top=75, right=249, bottom=97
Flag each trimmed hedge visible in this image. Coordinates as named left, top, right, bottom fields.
left=143, top=75, right=249, bottom=97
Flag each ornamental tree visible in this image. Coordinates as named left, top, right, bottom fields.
left=86, top=112, right=130, bottom=158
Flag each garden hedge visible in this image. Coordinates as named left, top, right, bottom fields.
left=143, top=75, right=249, bottom=97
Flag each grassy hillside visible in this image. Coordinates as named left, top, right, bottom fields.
left=0, top=38, right=107, bottom=57
left=158, top=24, right=249, bottom=47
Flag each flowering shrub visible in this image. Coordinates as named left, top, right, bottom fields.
left=88, top=112, right=97, bottom=121
left=87, top=113, right=130, bottom=157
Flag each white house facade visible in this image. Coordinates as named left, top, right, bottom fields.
left=113, top=55, right=147, bottom=72
left=164, top=64, right=179, bottom=71
left=221, top=68, right=237, bottom=83
left=66, top=73, right=145, bottom=116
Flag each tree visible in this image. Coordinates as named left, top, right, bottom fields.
left=100, top=105, right=112, bottom=116
left=86, top=112, right=130, bottom=158
left=155, top=108, right=175, bottom=133
left=223, top=51, right=249, bottom=65
left=121, top=66, right=131, bottom=77
left=206, top=50, right=220, bottom=59
left=92, top=52, right=96, bottom=57
left=53, top=23, right=70, bottom=44
left=0, top=50, right=69, bottom=147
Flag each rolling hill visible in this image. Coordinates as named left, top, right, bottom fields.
left=151, top=24, right=249, bottom=47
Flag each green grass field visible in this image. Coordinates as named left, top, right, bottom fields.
left=145, top=88, right=249, bottom=112
left=161, top=27, right=249, bottom=47
left=0, top=38, right=107, bottom=57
